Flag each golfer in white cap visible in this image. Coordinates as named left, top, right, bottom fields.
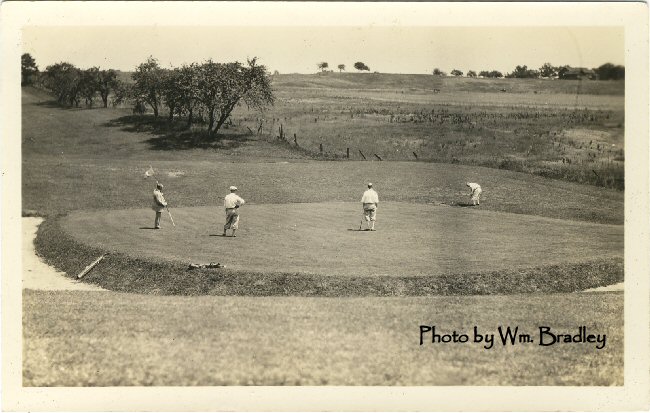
left=361, top=183, right=379, bottom=231
left=466, top=182, right=482, bottom=206
left=223, top=186, right=245, bottom=237
left=152, top=183, right=168, bottom=229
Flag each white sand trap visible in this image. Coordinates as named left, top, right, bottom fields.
left=583, top=282, right=624, bottom=293
left=23, top=217, right=105, bottom=291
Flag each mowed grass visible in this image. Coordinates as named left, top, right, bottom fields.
left=61, top=203, right=623, bottom=277
left=36, top=214, right=624, bottom=295
left=23, top=289, right=623, bottom=386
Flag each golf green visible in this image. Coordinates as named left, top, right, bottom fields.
left=61, top=202, right=623, bottom=277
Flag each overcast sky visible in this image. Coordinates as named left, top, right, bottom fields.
left=23, top=26, right=624, bottom=75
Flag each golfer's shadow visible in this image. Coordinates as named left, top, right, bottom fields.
left=455, top=202, right=476, bottom=208
left=139, top=226, right=158, bottom=230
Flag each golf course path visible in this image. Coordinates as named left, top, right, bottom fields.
left=582, top=282, right=624, bottom=292
left=23, top=217, right=105, bottom=291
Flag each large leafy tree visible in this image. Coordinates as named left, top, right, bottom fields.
left=21, top=53, right=39, bottom=86
left=354, top=61, right=370, bottom=71
left=160, top=68, right=183, bottom=121
left=196, top=58, right=274, bottom=136
left=175, top=63, right=201, bottom=126
left=507, top=65, right=539, bottom=79
left=538, top=62, right=558, bottom=78
left=44, top=62, right=82, bottom=106
left=132, top=57, right=165, bottom=117
left=80, top=67, right=100, bottom=107
left=595, top=63, right=625, bottom=80
left=97, top=69, right=119, bottom=108
left=317, top=62, right=329, bottom=72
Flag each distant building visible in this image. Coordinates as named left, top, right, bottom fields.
left=559, top=67, right=598, bottom=80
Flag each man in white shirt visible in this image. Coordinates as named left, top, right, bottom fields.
left=223, top=186, right=246, bottom=237
left=152, top=183, right=167, bottom=229
left=466, top=182, right=482, bottom=206
left=361, top=183, right=379, bottom=231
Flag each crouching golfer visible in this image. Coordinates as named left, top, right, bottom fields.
left=223, top=186, right=245, bottom=237
left=361, top=183, right=379, bottom=231
left=152, top=183, right=168, bottom=229
left=466, top=182, right=482, bottom=206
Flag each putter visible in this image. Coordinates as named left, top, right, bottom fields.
left=166, top=207, right=176, bottom=227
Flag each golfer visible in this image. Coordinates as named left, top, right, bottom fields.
left=152, top=183, right=168, bottom=229
left=466, top=182, right=482, bottom=206
left=223, top=186, right=245, bottom=237
left=361, top=183, right=379, bottom=231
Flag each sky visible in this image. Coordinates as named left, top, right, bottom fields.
left=22, top=26, right=624, bottom=75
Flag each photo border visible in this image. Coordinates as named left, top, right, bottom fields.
left=2, top=2, right=648, bottom=411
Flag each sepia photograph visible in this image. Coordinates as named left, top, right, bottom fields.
left=2, top=1, right=649, bottom=411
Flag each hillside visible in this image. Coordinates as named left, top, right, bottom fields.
left=271, top=72, right=625, bottom=95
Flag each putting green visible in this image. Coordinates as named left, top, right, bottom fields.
left=61, top=202, right=623, bottom=277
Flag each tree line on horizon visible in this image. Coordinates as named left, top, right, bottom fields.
left=431, top=62, right=624, bottom=80
left=316, top=61, right=371, bottom=73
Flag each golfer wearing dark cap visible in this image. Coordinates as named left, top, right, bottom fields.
left=152, top=183, right=168, bottom=229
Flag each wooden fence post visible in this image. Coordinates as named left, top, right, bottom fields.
left=319, top=143, right=323, bottom=154
left=347, top=148, right=350, bottom=159
left=413, top=152, right=418, bottom=160
left=358, top=149, right=367, bottom=160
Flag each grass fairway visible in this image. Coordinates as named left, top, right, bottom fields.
left=61, top=203, right=622, bottom=277
left=23, top=289, right=623, bottom=386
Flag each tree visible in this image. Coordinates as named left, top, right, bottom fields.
left=97, top=69, right=119, bottom=108
left=43, top=62, right=82, bottom=106
left=21, top=53, right=39, bottom=86
left=595, top=63, right=625, bottom=80
left=131, top=56, right=165, bottom=117
left=111, top=81, right=131, bottom=107
left=507, top=65, right=539, bottom=79
left=317, top=62, right=329, bottom=72
left=557, top=65, right=571, bottom=79
left=467, top=70, right=477, bottom=78
left=354, top=62, right=370, bottom=71
left=337, top=64, right=345, bottom=73
left=161, top=68, right=183, bottom=121
left=538, top=62, right=558, bottom=78
left=196, top=58, right=274, bottom=136
left=79, top=67, right=100, bottom=107
left=451, top=69, right=463, bottom=77
left=175, top=63, right=200, bottom=126
left=432, top=68, right=446, bottom=76
left=489, top=70, right=503, bottom=78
